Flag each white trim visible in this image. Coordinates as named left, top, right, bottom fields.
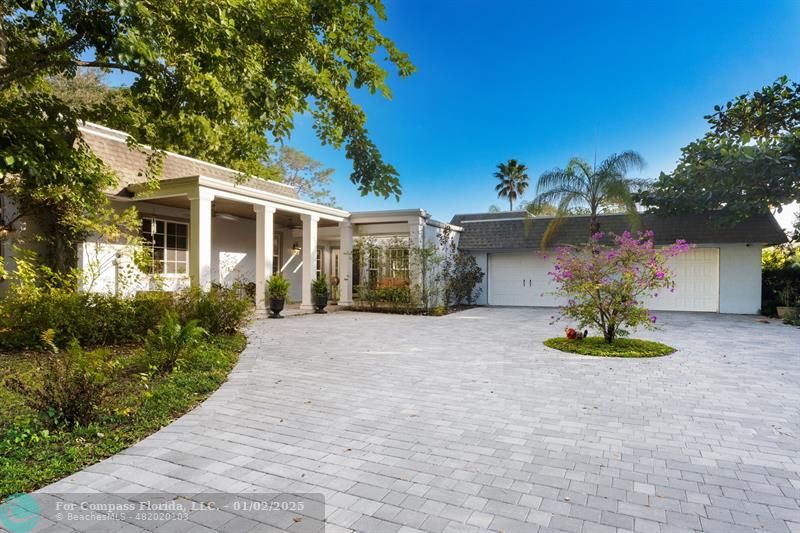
left=130, top=175, right=349, bottom=222
left=79, top=123, right=297, bottom=190
left=460, top=217, right=527, bottom=223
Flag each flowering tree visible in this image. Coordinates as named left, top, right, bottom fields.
left=549, top=231, right=691, bottom=343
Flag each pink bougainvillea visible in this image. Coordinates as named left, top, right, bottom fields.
left=549, top=231, right=690, bottom=343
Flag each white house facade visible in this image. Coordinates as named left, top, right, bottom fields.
left=0, top=122, right=788, bottom=314
left=451, top=211, right=786, bottom=315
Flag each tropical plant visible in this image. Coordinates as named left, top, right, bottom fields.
left=549, top=231, right=690, bottom=343
left=4, top=339, right=122, bottom=427
left=531, top=151, right=646, bottom=245
left=637, top=76, right=800, bottom=223
left=312, top=275, right=329, bottom=297
left=144, top=313, right=207, bottom=374
left=267, top=275, right=290, bottom=300
left=494, top=159, right=530, bottom=211
left=177, top=284, right=253, bottom=335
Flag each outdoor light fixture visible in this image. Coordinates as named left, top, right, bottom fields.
left=291, top=242, right=301, bottom=255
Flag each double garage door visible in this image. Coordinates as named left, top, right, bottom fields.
left=487, top=248, right=720, bottom=312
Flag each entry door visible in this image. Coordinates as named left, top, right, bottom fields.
left=330, top=248, right=340, bottom=300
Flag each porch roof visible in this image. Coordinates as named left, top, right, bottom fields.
left=127, top=175, right=350, bottom=222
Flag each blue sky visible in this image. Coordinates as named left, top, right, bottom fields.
left=285, top=0, right=800, bottom=222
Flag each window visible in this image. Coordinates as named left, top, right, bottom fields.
left=316, top=247, right=323, bottom=279
left=273, top=234, right=281, bottom=275
left=386, top=248, right=410, bottom=280
left=141, top=218, right=189, bottom=275
left=367, top=251, right=380, bottom=287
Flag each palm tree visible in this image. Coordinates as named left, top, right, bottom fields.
left=531, top=151, right=645, bottom=245
left=494, top=159, right=530, bottom=211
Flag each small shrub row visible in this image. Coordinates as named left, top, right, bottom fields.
left=0, top=283, right=253, bottom=350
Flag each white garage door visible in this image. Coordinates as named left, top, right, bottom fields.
left=646, top=247, right=719, bottom=312
left=488, top=248, right=720, bottom=312
left=488, top=253, right=565, bottom=307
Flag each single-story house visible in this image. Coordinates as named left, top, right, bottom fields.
left=0, top=122, right=788, bottom=314
left=0, top=123, right=458, bottom=310
left=451, top=211, right=787, bottom=314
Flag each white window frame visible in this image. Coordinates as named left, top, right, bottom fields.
left=141, top=217, right=190, bottom=276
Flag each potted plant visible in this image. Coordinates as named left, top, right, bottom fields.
left=267, top=274, right=290, bottom=319
left=312, top=275, right=329, bottom=314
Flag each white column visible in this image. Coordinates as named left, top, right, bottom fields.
left=300, top=213, right=319, bottom=309
left=338, top=219, right=353, bottom=306
left=254, top=204, right=276, bottom=310
left=189, top=188, right=214, bottom=289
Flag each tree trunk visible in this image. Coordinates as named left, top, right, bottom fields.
left=604, top=324, right=616, bottom=343
left=509, top=198, right=513, bottom=211
left=589, top=214, right=600, bottom=236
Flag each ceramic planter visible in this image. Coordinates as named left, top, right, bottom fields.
left=269, top=298, right=285, bottom=318
left=314, top=294, right=328, bottom=314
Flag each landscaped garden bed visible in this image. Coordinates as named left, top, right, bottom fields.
left=0, top=334, right=245, bottom=499
left=544, top=337, right=674, bottom=357
left=0, top=266, right=253, bottom=499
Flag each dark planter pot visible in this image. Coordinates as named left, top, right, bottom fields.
left=314, top=294, right=328, bottom=314
left=269, top=297, right=285, bottom=319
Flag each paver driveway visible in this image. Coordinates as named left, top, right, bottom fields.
left=38, top=308, right=800, bottom=533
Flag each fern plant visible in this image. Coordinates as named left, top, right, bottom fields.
left=144, top=313, right=207, bottom=373
left=311, top=275, right=329, bottom=296
left=267, top=274, right=290, bottom=300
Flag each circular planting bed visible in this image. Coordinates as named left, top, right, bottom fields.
left=544, top=337, right=675, bottom=358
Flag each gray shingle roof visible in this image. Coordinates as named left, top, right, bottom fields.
left=451, top=211, right=788, bottom=250
left=79, top=123, right=298, bottom=198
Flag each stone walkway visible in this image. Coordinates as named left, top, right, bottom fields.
left=32, top=308, right=800, bottom=532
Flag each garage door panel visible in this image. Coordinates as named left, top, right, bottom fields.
left=489, top=248, right=719, bottom=312
left=645, top=248, right=719, bottom=312
left=488, top=253, right=565, bottom=307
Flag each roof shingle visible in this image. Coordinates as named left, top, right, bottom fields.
left=79, top=123, right=298, bottom=198
left=451, top=211, right=788, bottom=250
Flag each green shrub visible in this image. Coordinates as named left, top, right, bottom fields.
left=762, top=246, right=800, bottom=316
left=311, top=275, right=329, bottom=296
left=267, top=274, right=290, bottom=300
left=143, top=313, right=207, bottom=373
left=0, top=291, right=176, bottom=349
left=3, top=339, right=122, bottom=427
left=177, top=284, right=253, bottom=335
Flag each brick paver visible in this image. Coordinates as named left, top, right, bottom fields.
left=37, top=308, right=800, bottom=532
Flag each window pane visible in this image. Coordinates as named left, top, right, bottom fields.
left=155, top=220, right=165, bottom=234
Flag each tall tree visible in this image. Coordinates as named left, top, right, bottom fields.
left=637, top=76, right=800, bottom=223
left=531, top=151, right=645, bottom=245
left=273, top=147, right=337, bottom=207
left=494, top=159, right=530, bottom=211
left=0, top=0, right=413, bottom=271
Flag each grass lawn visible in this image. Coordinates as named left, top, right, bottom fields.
left=544, top=336, right=675, bottom=357
left=0, top=334, right=246, bottom=499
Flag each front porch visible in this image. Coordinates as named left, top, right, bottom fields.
left=125, top=175, right=355, bottom=310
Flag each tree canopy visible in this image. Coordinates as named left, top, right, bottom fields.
left=273, top=147, right=337, bottom=207
left=531, top=151, right=645, bottom=245
left=637, top=76, right=800, bottom=222
left=493, top=159, right=530, bottom=211
left=0, top=0, right=412, bottom=270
